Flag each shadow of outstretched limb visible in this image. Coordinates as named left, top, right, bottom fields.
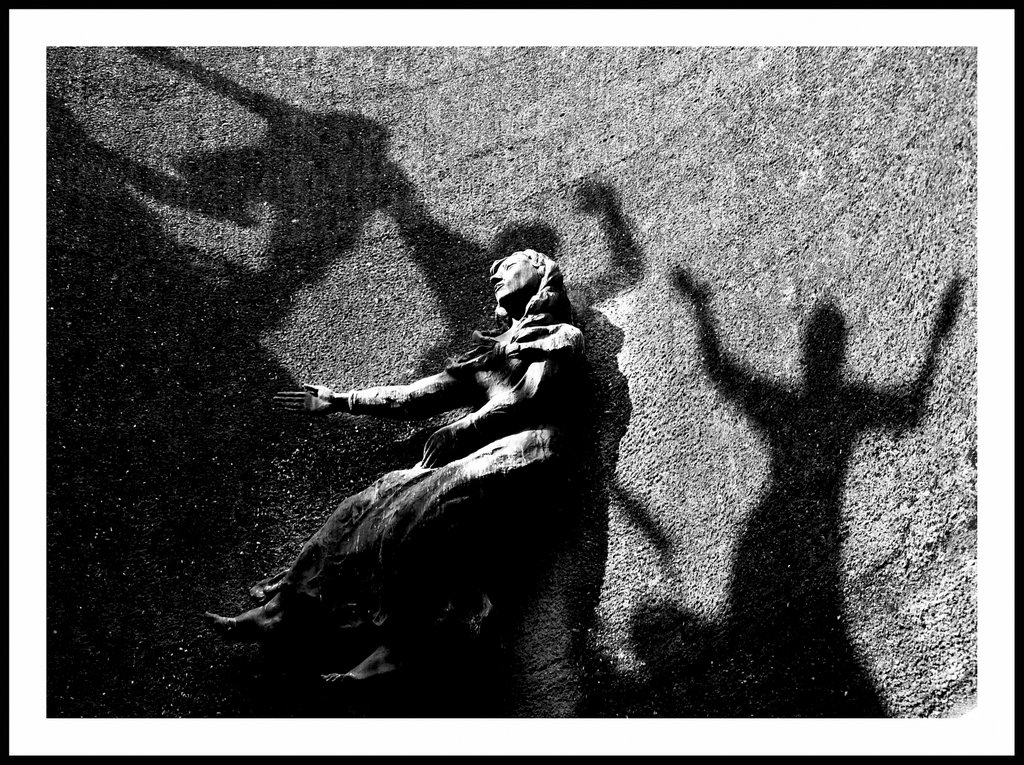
left=130, top=47, right=496, bottom=376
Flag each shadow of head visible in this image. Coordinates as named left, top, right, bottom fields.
left=803, top=301, right=848, bottom=393
left=163, top=111, right=394, bottom=226
left=129, top=47, right=397, bottom=226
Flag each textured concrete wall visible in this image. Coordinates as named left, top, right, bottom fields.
left=47, top=46, right=975, bottom=717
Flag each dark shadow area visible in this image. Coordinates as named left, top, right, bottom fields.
left=46, top=89, right=329, bottom=717
left=130, top=46, right=494, bottom=375
left=559, top=181, right=653, bottom=709
left=49, top=54, right=453, bottom=716
left=571, top=181, right=673, bottom=567
left=46, top=48, right=623, bottom=717
left=590, top=266, right=963, bottom=717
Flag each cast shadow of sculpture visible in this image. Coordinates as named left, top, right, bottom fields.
left=466, top=181, right=650, bottom=714
left=572, top=181, right=672, bottom=564
left=398, top=188, right=645, bottom=715
left=131, top=46, right=493, bottom=375
left=608, top=268, right=963, bottom=717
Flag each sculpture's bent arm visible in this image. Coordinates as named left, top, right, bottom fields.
left=505, top=324, right=585, bottom=363
left=466, top=357, right=567, bottom=441
left=419, top=325, right=583, bottom=466
left=347, top=371, right=479, bottom=419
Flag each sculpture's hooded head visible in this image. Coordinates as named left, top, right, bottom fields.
left=445, top=249, right=580, bottom=377
left=489, top=249, right=574, bottom=328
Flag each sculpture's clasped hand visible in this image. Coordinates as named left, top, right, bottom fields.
left=273, top=384, right=347, bottom=415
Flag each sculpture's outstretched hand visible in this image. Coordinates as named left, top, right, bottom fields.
left=273, top=384, right=346, bottom=415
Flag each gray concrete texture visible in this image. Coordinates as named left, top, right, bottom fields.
left=47, top=46, right=976, bottom=717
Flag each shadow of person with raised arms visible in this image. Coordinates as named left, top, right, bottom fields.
left=666, top=268, right=964, bottom=716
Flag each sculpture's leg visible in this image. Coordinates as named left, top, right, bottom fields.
left=249, top=568, right=288, bottom=601
left=205, top=591, right=285, bottom=641
left=321, top=644, right=399, bottom=682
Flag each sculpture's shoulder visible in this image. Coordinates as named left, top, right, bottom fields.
left=513, top=322, right=585, bottom=358
left=557, top=323, right=585, bottom=354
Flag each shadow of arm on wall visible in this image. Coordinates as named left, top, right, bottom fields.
left=674, top=267, right=779, bottom=418
left=612, top=481, right=672, bottom=564
left=574, top=180, right=648, bottom=306
left=849, top=275, right=965, bottom=433
left=134, top=46, right=286, bottom=120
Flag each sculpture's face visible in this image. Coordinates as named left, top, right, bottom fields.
left=490, top=251, right=542, bottom=306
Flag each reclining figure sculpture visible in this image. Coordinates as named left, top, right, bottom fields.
left=206, top=249, right=583, bottom=681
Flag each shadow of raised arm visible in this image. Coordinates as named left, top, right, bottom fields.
left=134, top=46, right=287, bottom=120
left=674, top=267, right=775, bottom=415
left=574, top=180, right=647, bottom=305
left=853, top=275, right=965, bottom=432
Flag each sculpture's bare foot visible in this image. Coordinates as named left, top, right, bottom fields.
left=249, top=569, right=287, bottom=601
left=205, top=593, right=284, bottom=641
left=321, top=645, right=399, bottom=683
left=205, top=611, right=257, bottom=640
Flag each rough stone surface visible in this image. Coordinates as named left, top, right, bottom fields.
left=46, top=46, right=976, bottom=717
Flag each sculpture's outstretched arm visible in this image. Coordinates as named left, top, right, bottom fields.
left=274, top=372, right=479, bottom=420
left=346, top=372, right=481, bottom=419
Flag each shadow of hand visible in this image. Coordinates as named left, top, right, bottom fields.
left=574, top=180, right=617, bottom=216
left=673, top=267, right=712, bottom=304
left=933, top=275, right=965, bottom=343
